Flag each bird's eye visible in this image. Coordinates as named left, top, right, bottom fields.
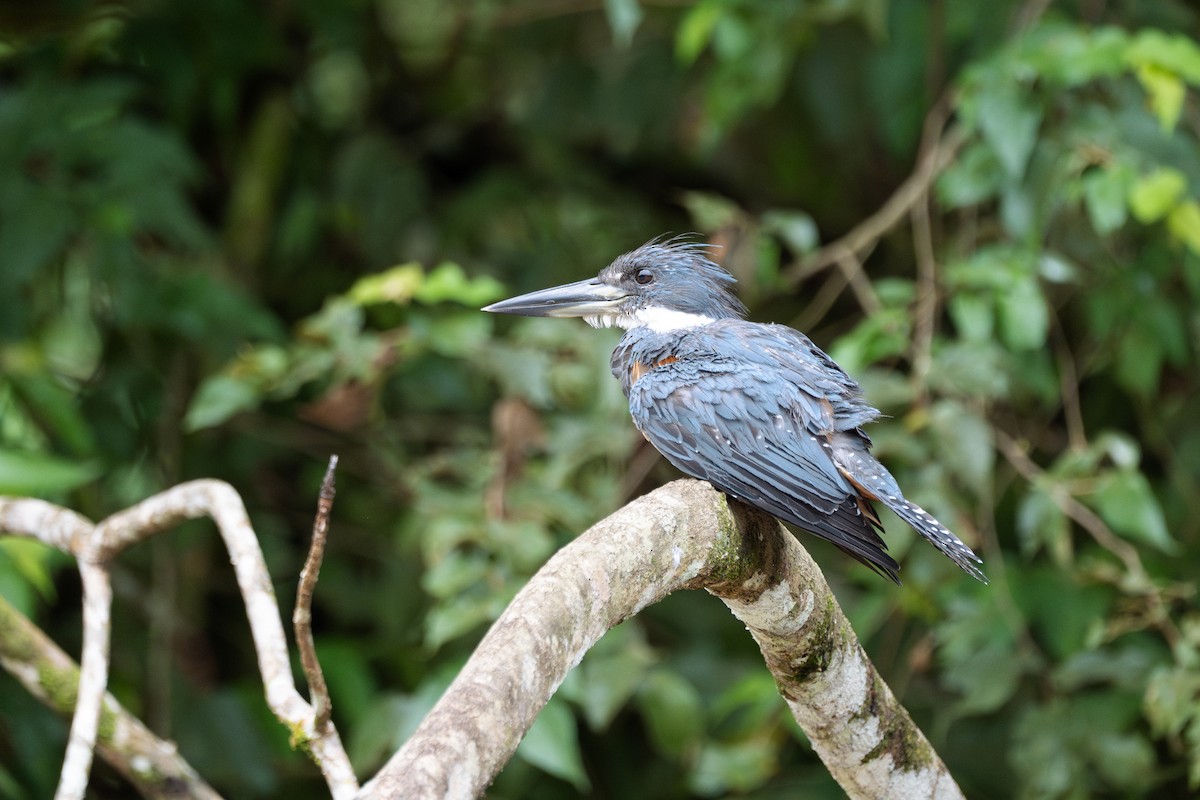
left=635, top=269, right=654, bottom=285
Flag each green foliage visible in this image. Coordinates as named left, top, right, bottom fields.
left=1, top=1, right=1199, bottom=798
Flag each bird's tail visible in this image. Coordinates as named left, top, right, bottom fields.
left=830, top=435, right=988, bottom=583
left=886, top=498, right=988, bottom=584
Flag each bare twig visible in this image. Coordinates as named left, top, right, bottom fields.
left=0, top=481, right=359, bottom=800
left=362, top=480, right=963, bottom=800
left=783, top=110, right=966, bottom=288
left=1051, top=315, right=1088, bottom=451
left=295, top=455, right=339, bottom=730
left=837, top=251, right=883, bottom=316
left=994, top=430, right=1182, bottom=649
left=994, top=430, right=1145, bottom=580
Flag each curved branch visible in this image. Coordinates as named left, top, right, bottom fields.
left=0, top=593, right=222, bottom=799
left=362, top=480, right=962, bottom=799
left=0, top=481, right=359, bottom=800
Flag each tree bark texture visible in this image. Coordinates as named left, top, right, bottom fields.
left=362, top=479, right=963, bottom=800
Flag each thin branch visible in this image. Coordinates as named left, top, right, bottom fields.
left=784, top=113, right=966, bottom=287
left=993, top=430, right=1146, bottom=581
left=0, top=593, right=222, bottom=800
left=55, top=561, right=112, bottom=800
left=837, top=250, right=883, bottom=316
left=1051, top=313, right=1088, bottom=451
left=295, top=455, right=339, bottom=730
left=0, top=482, right=360, bottom=800
left=361, top=480, right=963, bottom=800
left=909, top=188, right=938, bottom=394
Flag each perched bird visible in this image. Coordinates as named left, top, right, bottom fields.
left=483, top=240, right=986, bottom=583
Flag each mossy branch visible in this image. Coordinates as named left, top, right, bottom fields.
left=363, top=479, right=962, bottom=800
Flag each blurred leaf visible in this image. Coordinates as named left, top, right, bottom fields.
left=1090, top=730, right=1157, bottom=791
left=1088, top=469, right=1174, bottom=553
left=568, top=624, right=655, bottom=731
left=0, top=449, right=98, bottom=495
left=827, top=307, right=912, bottom=375
left=516, top=696, right=590, bottom=791
left=7, top=374, right=96, bottom=456
left=1082, top=163, right=1132, bottom=235
left=415, top=263, right=506, bottom=307
left=947, top=293, right=994, bottom=342
left=184, top=375, right=262, bottom=432
left=1135, top=64, right=1185, bottom=131
left=676, top=1, right=721, bottom=64
left=679, top=191, right=744, bottom=232
left=937, top=141, right=1005, bottom=208
left=1128, top=167, right=1187, bottom=223
left=347, top=264, right=426, bottom=306
left=636, top=669, right=705, bottom=760
left=945, top=640, right=1027, bottom=714
left=604, top=0, right=643, bottom=48
left=975, top=79, right=1042, bottom=178
left=1168, top=200, right=1200, bottom=256
left=929, top=400, right=993, bottom=494
left=1126, top=29, right=1200, bottom=85
left=761, top=209, right=818, bottom=254
left=1016, top=487, right=1071, bottom=564
left=0, top=539, right=61, bottom=605
left=997, top=275, right=1049, bottom=351
left=1054, top=645, right=1159, bottom=693
left=689, top=731, right=779, bottom=795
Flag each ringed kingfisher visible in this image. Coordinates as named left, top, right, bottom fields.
left=483, top=240, right=986, bottom=584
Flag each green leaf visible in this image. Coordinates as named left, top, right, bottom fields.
left=997, top=275, right=1049, bottom=351
left=1135, top=64, right=1186, bottom=132
left=690, top=733, right=779, bottom=795
left=415, top=262, right=506, bottom=307
left=0, top=539, right=62, bottom=603
left=761, top=209, right=818, bottom=254
left=929, top=400, right=993, bottom=494
left=1145, top=666, right=1200, bottom=739
left=947, top=292, right=994, bottom=342
left=636, top=669, right=705, bottom=759
left=1115, top=320, right=1164, bottom=398
left=976, top=80, right=1042, bottom=178
left=679, top=190, right=743, bottom=231
left=937, top=141, right=1005, bottom=208
left=570, top=625, right=655, bottom=731
left=1128, top=167, right=1187, bottom=223
left=944, top=640, right=1027, bottom=714
left=183, top=374, right=263, bottom=432
left=1126, top=29, right=1200, bottom=85
left=1016, top=487, right=1070, bottom=563
left=346, top=263, right=425, bottom=306
left=675, top=0, right=721, bottom=63
left=516, top=696, right=589, bottom=790
left=0, top=449, right=99, bottom=495
left=1168, top=200, right=1200, bottom=256
left=7, top=374, right=97, bottom=456
left=1091, top=731, right=1157, bottom=790
left=603, top=0, right=643, bottom=48
left=1088, top=469, right=1174, bottom=553
left=1082, top=164, right=1132, bottom=235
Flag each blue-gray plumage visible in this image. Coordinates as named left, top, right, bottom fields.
left=483, top=240, right=986, bottom=583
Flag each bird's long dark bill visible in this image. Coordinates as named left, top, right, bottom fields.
left=481, top=278, right=628, bottom=318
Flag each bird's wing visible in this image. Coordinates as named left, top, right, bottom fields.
left=628, top=346, right=899, bottom=581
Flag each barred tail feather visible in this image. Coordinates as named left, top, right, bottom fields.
left=886, top=499, right=988, bottom=584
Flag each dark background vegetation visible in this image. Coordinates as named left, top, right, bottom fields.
left=2, top=0, right=1199, bottom=797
